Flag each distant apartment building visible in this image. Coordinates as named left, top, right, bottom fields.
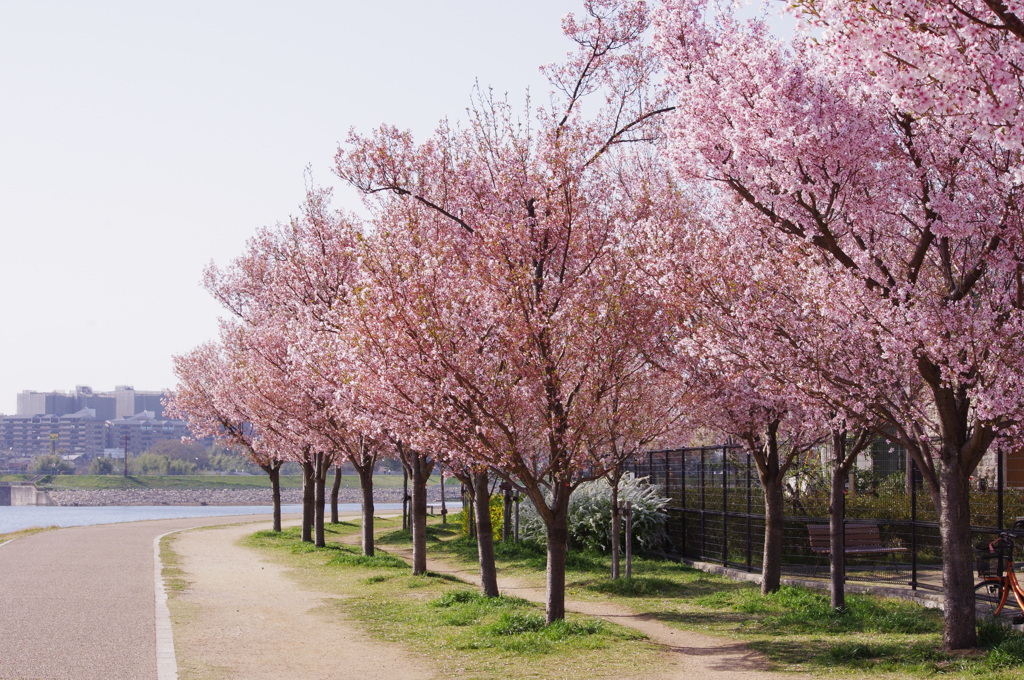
left=0, top=409, right=107, bottom=457
left=16, top=385, right=169, bottom=420
left=1, top=386, right=187, bottom=457
left=107, top=411, right=190, bottom=455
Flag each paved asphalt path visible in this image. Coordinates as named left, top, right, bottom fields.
left=0, top=514, right=275, bottom=680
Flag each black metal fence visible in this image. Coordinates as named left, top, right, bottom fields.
left=626, top=444, right=1024, bottom=595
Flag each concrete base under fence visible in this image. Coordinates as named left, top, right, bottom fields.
left=680, top=556, right=931, bottom=608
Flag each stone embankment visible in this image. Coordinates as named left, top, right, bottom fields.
left=48, top=486, right=451, bottom=507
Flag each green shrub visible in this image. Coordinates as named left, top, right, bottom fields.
left=89, top=457, right=116, bottom=475
left=454, top=494, right=504, bottom=541
left=518, top=473, right=669, bottom=553
left=30, top=454, right=75, bottom=475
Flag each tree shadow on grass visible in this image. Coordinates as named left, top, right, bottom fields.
left=377, top=528, right=411, bottom=544
left=645, top=609, right=753, bottom=628
left=583, top=574, right=750, bottom=599
left=746, top=637, right=947, bottom=673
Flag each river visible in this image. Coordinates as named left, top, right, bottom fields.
left=0, top=503, right=406, bottom=534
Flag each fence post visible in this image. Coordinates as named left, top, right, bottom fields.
left=624, top=500, right=633, bottom=579
left=910, top=460, right=917, bottom=590
left=997, top=443, right=1004, bottom=531
left=722, top=446, right=729, bottom=567
left=665, top=450, right=670, bottom=495
left=746, top=451, right=753, bottom=572
left=681, top=448, right=687, bottom=558
left=700, top=447, right=707, bottom=559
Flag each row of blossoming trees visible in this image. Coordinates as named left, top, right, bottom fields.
left=167, top=0, right=1024, bottom=651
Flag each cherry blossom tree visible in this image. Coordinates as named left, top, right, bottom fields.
left=671, top=328, right=826, bottom=593
left=642, top=196, right=888, bottom=601
left=655, top=0, right=1024, bottom=647
left=167, top=341, right=286, bottom=532
left=453, top=464, right=502, bottom=597
left=335, top=0, right=680, bottom=622
left=221, top=320, right=339, bottom=546
left=791, top=0, right=1024, bottom=164
left=203, top=191, right=384, bottom=549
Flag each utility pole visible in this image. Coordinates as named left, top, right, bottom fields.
left=50, top=433, right=58, bottom=476
left=123, top=434, right=130, bottom=478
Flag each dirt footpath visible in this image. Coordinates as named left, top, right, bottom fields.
left=378, top=542, right=813, bottom=680
left=170, top=518, right=811, bottom=680
left=169, top=519, right=435, bottom=680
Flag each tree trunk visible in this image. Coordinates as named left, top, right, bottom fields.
left=611, top=482, right=621, bottom=580
left=473, top=471, right=500, bottom=597
left=440, top=472, right=447, bottom=524
left=502, top=484, right=512, bottom=542
left=301, top=460, right=314, bottom=543
left=829, top=463, right=846, bottom=611
left=761, top=476, right=785, bottom=594
left=402, top=467, right=410, bottom=532
left=330, top=466, right=342, bottom=524
left=827, top=428, right=871, bottom=611
left=408, top=454, right=432, bottom=575
left=262, top=462, right=282, bottom=533
left=937, top=450, right=977, bottom=649
left=357, top=463, right=375, bottom=556
left=314, top=454, right=327, bottom=548
left=914, top=355, right=996, bottom=649
left=544, top=494, right=571, bottom=623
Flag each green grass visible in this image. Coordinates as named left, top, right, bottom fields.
left=160, top=534, right=189, bottom=592
left=170, top=511, right=1024, bottom=679
left=422, top=523, right=1024, bottom=678
left=0, top=526, right=55, bottom=544
left=237, top=519, right=659, bottom=680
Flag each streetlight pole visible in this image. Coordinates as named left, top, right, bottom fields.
left=123, top=434, right=129, bottom=478
left=50, top=433, right=59, bottom=477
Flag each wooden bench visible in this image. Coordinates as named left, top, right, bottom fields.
left=807, top=523, right=908, bottom=559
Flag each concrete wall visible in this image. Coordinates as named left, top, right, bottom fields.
left=0, top=483, right=55, bottom=506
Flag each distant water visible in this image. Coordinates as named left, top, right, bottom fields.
left=0, top=503, right=404, bottom=534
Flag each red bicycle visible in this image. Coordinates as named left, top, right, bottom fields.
left=975, top=526, right=1024, bottom=622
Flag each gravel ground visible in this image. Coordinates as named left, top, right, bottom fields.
left=171, top=519, right=436, bottom=680
left=47, top=485, right=452, bottom=506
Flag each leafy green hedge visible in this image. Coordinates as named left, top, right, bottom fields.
left=518, top=473, right=669, bottom=553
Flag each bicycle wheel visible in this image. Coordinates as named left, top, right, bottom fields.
left=976, top=579, right=1006, bottom=617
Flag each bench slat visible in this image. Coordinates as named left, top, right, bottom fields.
left=806, top=524, right=907, bottom=555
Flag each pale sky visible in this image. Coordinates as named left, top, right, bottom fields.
left=0, top=0, right=589, bottom=414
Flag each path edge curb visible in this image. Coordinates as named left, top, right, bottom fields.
left=154, top=530, right=181, bottom=680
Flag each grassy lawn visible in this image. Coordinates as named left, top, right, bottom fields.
left=21, top=473, right=430, bottom=491
left=235, top=519, right=661, bottom=680
left=419, top=518, right=1024, bottom=679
